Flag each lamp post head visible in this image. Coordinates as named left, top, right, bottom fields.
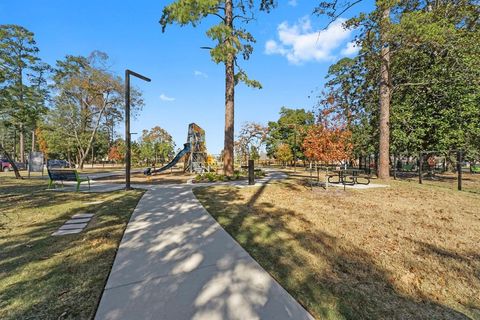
left=126, top=69, right=151, bottom=83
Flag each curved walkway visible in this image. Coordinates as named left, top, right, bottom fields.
left=95, top=172, right=313, bottom=320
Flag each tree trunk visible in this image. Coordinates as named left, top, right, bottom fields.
left=77, top=103, right=109, bottom=170
left=223, top=0, right=235, bottom=177
left=78, top=149, right=85, bottom=169
left=19, top=65, right=26, bottom=164
left=19, top=125, right=25, bottom=163
left=0, top=142, right=22, bottom=179
left=378, top=6, right=391, bottom=179
left=31, top=130, right=36, bottom=152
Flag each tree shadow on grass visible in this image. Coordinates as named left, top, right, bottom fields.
left=0, top=188, right=143, bottom=320
left=195, top=185, right=471, bottom=320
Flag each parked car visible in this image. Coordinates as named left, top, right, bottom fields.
left=1, top=158, right=13, bottom=172
left=47, top=159, right=71, bottom=168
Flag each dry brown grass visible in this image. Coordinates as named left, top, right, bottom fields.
left=193, top=174, right=480, bottom=319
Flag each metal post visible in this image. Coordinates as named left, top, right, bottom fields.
left=125, top=70, right=131, bottom=190
left=248, top=159, right=254, bottom=185
left=325, top=166, right=328, bottom=190
left=457, top=150, right=463, bottom=191
left=310, top=165, right=313, bottom=190
left=419, top=152, right=423, bottom=184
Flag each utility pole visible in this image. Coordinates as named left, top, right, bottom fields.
left=125, top=69, right=151, bottom=190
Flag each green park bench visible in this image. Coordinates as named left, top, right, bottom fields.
left=47, top=168, right=90, bottom=192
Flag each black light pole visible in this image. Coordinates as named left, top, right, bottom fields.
left=125, top=69, right=151, bottom=190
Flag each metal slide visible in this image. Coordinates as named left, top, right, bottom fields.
left=144, top=143, right=191, bottom=175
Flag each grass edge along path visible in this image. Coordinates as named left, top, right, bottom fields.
left=0, top=177, right=145, bottom=319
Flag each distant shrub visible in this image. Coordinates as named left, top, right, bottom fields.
left=192, top=169, right=267, bottom=183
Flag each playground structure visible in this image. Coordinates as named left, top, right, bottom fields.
left=145, top=123, right=207, bottom=175
left=184, top=123, right=208, bottom=173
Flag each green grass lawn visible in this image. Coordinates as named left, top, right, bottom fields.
left=0, top=176, right=144, bottom=319
left=193, top=176, right=480, bottom=320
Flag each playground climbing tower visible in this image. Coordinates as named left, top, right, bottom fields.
left=184, top=123, right=207, bottom=173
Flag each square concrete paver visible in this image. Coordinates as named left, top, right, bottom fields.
left=65, top=218, right=91, bottom=224
left=60, top=223, right=87, bottom=230
left=72, top=213, right=94, bottom=219
left=52, top=229, right=83, bottom=236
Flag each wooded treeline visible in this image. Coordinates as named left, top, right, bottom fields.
left=0, top=25, right=175, bottom=175
left=2, top=0, right=479, bottom=178
left=163, top=0, right=479, bottom=178
left=316, top=0, right=480, bottom=172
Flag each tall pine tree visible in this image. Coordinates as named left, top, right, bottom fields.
left=0, top=25, right=49, bottom=164
left=160, top=0, right=276, bottom=176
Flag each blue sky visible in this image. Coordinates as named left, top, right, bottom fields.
left=0, top=0, right=373, bottom=154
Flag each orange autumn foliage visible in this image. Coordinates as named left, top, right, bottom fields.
left=108, top=145, right=123, bottom=162
left=303, top=125, right=352, bottom=163
left=35, top=128, right=49, bottom=155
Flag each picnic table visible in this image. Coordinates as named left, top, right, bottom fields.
left=327, top=168, right=371, bottom=185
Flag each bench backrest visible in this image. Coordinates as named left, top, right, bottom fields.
left=48, top=169, right=78, bottom=181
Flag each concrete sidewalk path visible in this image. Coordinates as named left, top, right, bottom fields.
left=95, top=183, right=314, bottom=320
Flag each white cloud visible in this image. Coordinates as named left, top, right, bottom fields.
left=194, top=70, right=208, bottom=78
left=341, top=41, right=360, bottom=56
left=264, top=17, right=353, bottom=64
left=160, top=93, right=175, bottom=102
left=265, top=40, right=288, bottom=55
left=288, top=0, right=298, bottom=7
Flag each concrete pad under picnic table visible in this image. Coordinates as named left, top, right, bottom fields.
left=328, top=182, right=389, bottom=189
